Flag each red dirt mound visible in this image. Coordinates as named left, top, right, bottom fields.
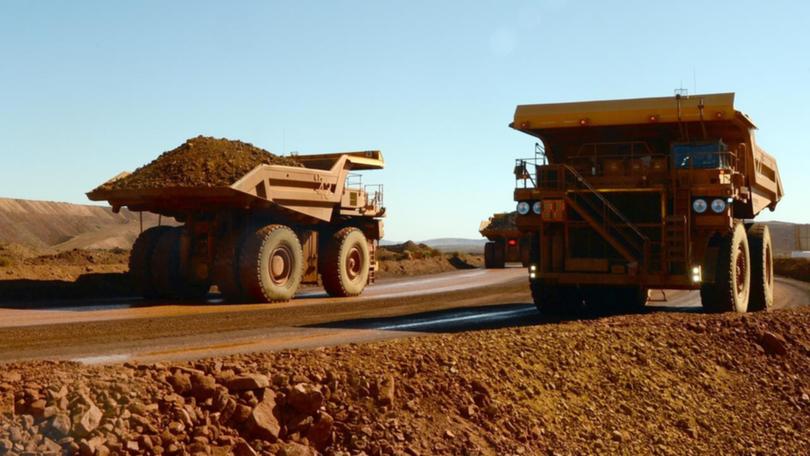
left=97, top=136, right=301, bottom=191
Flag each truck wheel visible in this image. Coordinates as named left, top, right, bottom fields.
left=213, top=231, right=247, bottom=302
left=747, top=224, right=774, bottom=311
left=239, top=225, right=304, bottom=302
left=491, top=242, right=506, bottom=268
left=700, top=223, right=750, bottom=313
left=484, top=242, right=496, bottom=268
left=321, top=227, right=370, bottom=297
left=130, top=226, right=172, bottom=298
left=151, top=227, right=210, bottom=299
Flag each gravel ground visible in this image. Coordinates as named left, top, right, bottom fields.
left=0, top=307, right=807, bottom=455
left=95, top=136, right=301, bottom=191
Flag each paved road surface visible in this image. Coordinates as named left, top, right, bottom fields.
left=0, top=270, right=806, bottom=364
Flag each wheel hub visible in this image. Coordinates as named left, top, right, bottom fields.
left=346, top=246, right=362, bottom=280
left=269, top=247, right=292, bottom=285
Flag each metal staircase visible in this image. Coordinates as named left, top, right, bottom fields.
left=560, top=165, right=650, bottom=270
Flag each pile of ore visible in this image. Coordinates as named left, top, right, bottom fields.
left=96, top=136, right=301, bottom=191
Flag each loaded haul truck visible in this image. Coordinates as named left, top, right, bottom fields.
left=89, top=145, right=385, bottom=303
left=479, top=212, right=530, bottom=268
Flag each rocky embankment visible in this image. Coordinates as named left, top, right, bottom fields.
left=1, top=307, right=808, bottom=455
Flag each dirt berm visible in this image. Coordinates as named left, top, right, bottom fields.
left=1, top=308, right=808, bottom=455
left=95, top=136, right=301, bottom=191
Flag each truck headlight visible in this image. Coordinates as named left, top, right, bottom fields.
left=692, top=198, right=707, bottom=214
left=691, top=265, right=702, bottom=283
left=517, top=201, right=530, bottom=215
left=532, top=201, right=542, bottom=215
left=710, top=198, right=726, bottom=213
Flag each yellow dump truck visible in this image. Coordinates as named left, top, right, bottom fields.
left=88, top=151, right=385, bottom=303
left=479, top=212, right=530, bottom=268
left=511, top=93, right=783, bottom=313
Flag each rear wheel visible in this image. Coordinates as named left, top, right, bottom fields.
left=747, top=224, right=774, bottom=311
left=484, top=242, right=496, bottom=268
left=487, top=241, right=506, bottom=268
left=129, top=226, right=172, bottom=298
left=150, top=227, right=210, bottom=299
left=321, top=227, right=371, bottom=297
left=700, top=223, right=750, bottom=313
left=239, top=225, right=304, bottom=302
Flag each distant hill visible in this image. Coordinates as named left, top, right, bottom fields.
left=0, top=198, right=164, bottom=253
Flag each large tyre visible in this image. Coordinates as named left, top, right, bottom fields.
left=213, top=230, right=247, bottom=302
left=150, top=227, right=210, bottom=299
left=747, top=224, right=774, bottom=311
left=239, top=225, right=304, bottom=302
left=491, top=242, right=506, bottom=268
left=321, top=227, right=371, bottom=297
left=700, top=223, right=750, bottom=313
left=129, top=226, right=173, bottom=298
left=484, top=242, right=497, bottom=268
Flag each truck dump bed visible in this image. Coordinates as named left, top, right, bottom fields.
left=479, top=212, right=521, bottom=240
left=87, top=150, right=384, bottom=222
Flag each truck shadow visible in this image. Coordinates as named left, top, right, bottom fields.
left=305, top=303, right=546, bottom=333
left=0, top=274, right=216, bottom=309
left=303, top=301, right=703, bottom=335
left=0, top=273, right=135, bottom=306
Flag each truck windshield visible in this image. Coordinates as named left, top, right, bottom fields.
left=672, top=141, right=730, bottom=169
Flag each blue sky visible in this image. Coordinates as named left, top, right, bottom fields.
left=1, top=1, right=808, bottom=241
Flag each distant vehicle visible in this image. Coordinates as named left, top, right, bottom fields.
left=89, top=151, right=385, bottom=302
left=511, top=93, right=783, bottom=313
left=479, top=212, right=530, bottom=268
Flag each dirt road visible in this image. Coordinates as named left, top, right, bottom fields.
left=0, top=270, right=807, bottom=364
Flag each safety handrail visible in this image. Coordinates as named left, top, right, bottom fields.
left=562, top=164, right=649, bottom=244
left=365, top=184, right=384, bottom=209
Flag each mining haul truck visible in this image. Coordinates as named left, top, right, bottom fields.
left=479, top=212, right=530, bottom=268
left=88, top=151, right=385, bottom=302
left=511, top=93, right=783, bottom=314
